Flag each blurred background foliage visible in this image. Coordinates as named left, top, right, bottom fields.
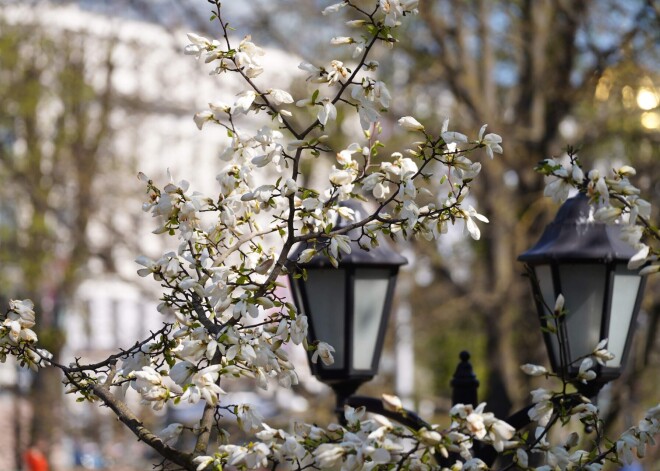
left=1, top=0, right=659, bottom=468
left=0, top=17, right=119, bottom=446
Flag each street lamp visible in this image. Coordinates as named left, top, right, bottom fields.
left=518, top=192, right=647, bottom=396
left=287, top=193, right=648, bottom=467
left=288, top=201, right=407, bottom=407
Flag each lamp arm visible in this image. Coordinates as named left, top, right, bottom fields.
left=346, top=393, right=585, bottom=468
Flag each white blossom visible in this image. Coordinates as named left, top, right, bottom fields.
left=311, top=341, right=335, bottom=365
left=267, top=88, right=294, bottom=105
left=318, top=99, right=337, bottom=125
left=235, top=36, right=264, bottom=78
left=158, top=423, right=184, bottom=446
left=237, top=404, right=265, bottom=432
left=515, top=448, right=529, bottom=467
left=544, top=176, right=571, bottom=204
left=477, top=125, right=499, bottom=150
left=628, top=244, right=650, bottom=270
left=620, top=225, right=643, bottom=246
left=184, top=32, right=215, bottom=59
left=462, top=206, right=489, bottom=240
left=290, top=315, right=308, bottom=345
left=529, top=388, right=554, bottom=426
left=314, top=443, right=344, bottom=468
left=327, top=60, right=349, bottom=84
left=193, top=110, right=213, bottom=130
left=398, top=116, right=425, bottom=131
left=554, top=293, right=565, bottom=313
left=592, top=339, right=615, bottom=364
left=322, top=2, right=347, bottom=15
left=382, top=393, right=403, bottom=412
left=639, top=264, right=660, bottom=276
left=594, top=205, right=622, bottom=223
left=577, top=357, right=597, bottom=383
left=330, top=36, right=354, bottom=45
left=192, top=456, right=214, bottom=471
left=442, top=131, right=468, bottom=144
left=521, top=364, right=548, bottom=376
left=571, top=164, right=585, bottom=183
left=169, top=360, right=195, bottom=386
left=133, top=367, right=170, bottom=410
left=344, top=405, right=366, bottom=425
left=329, top=166, right=356, bottom=186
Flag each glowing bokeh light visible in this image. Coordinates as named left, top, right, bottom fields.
left=636, top=87, right=659, bottom=111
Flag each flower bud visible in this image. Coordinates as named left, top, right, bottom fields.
left=617, top=165, right=637, bottom=177
left=398, top=116, right=425, bottom=131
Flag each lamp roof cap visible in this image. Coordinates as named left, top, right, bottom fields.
left=289, top=201, right=408, bottom=268
left=518, top=193, right=637, bottom=264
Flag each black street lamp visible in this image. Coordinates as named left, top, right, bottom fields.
left=518, top=192, right=647, bottom=396
left=286, top=193, right=649, bottom=468
left=288, top=201, right=407, bottom=407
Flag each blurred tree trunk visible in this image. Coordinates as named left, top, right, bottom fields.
left=0, top=21, right=116, bottom=454
left=409, top=0, right=659, bottom=417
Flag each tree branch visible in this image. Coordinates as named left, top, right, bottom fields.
left=87, top=378, right=195, bottom=470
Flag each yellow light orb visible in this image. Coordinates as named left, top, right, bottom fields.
left=636, top=87, right=659, bottom=111
left=640, top=111, right=660, bottom=130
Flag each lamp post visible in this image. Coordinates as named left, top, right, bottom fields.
left=288, top=201, right=407, bottom=410
left=518, top=192, right=647, bottom=396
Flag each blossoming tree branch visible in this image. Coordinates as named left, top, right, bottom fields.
left=1, top=1, right=658, bottom=470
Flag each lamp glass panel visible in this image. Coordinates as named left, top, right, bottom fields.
left=535, top=265, right=557, bottom=311
left=559, top=264, right=606, bottom=361
left=305, top=269, right=345, bottom=370
left=290, top=278, right=306, bottom=316
left=535, top=265, right=560, bottom=366
left=606, top=265, right=641, bottom=368
left=352, top=269, right=390, bottom=370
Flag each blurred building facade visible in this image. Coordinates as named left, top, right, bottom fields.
left=0, top=3, right=316, bottom=469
